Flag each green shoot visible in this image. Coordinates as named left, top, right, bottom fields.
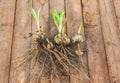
left=30, top=7, right=41, bottom=30
left=52, top=10, right=65, bottom=33
left=78, top=22, right=83, bottom=35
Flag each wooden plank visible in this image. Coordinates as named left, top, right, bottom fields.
left=98, top=0, right=120, bottom=82
left=113, top=1, right=120, bottom=81
left=113, top=0, right=120, bottom=30
left=49, top=0, right=69, bottom=83
left=113, top=0, right=120, bottom=39
left=65, top=0, right=89, bottom=83
left=82, top=0, right=110, bottom=83
left=0, top=0, right=16, bottom=83
left=30, top=0, right=50, bottom=83
left=9, top=0, right=32, bottom=83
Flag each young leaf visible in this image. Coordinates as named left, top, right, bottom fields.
left=52, top=10, right=65, bottom=33
left=37, top=9, right=41, bottom=21
left=59, top=11, right=65, bottom=27
left=30, top=7, right=41, bottom=30
left=59, top=11, right=65, bottom=33
left=52, top=10, right=59, bottom=27
left=78, top=22, right=83, bottom=34
left=30, top=8, right=37, bottom=22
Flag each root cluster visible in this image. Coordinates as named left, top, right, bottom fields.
left=14, top=32, right=93, bottom=83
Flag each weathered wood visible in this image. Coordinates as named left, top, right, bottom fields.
left=0, top=0, right=16, bottom=83
left=113, top=0, right=120, bottom=30
left=49, top=0, right=69, bottom=83
left=65, top=0, right=89, bottom=83
left=98, top=0, right=120, bottom=82
left=30, top=0, right=50, bottom=83
left=82, top=0, right=110, bottom=83
left=0, top=0, right=120, bottom=83
left=113, top=0, right=120, bottom=39
left=9, top=0, right=32, bottom=83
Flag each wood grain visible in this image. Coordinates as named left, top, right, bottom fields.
left=98, top=0, right=120, bottom=82
left=82, top=0, right=110, bottom=83
left=0, top=0, right=16, bottom=83
left=113, top=0, right=120, bottom=30
left=113, top=0, right=120, bottom=39
left=65, top=0, right=89, bottom=83
left=9, top=0, right=32, bottom=83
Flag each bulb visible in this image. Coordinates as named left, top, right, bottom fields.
left=54, top=33, right=62, bottom=44
left=32, top=30, right=45, bottom=42
left=54, top=33, right=70, bottom=45
left=71, top=34, right=84, bottom=43
left=62, top=34, right=70, bottom=45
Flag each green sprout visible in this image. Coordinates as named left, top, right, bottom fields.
left=52, top=10, right=65, bottom=33
left=30, top=8, right=45, bottom=41
left=78, top=22, right=83, bottom=35
left=52, top=10, right=70, bottom=45
left=30, top=7, right=41, bottom=31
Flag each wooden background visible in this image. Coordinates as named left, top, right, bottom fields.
left=0, top=0, right=120, bottom=83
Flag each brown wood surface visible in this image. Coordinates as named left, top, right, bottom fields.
left=113, top=0, right=120, bottom=43
left=113, top=0, right=120, bottom=81
left=0, top=0, right=16, bottom=83
left=82, top=0, right=110, bottom=83
left=98, top=0, right=120, bottom=82
left=9, top=0, right=32, bottom=83
left=113, top=0, right=120, bottom=30
left=0, top=0, right=120, bottom=83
